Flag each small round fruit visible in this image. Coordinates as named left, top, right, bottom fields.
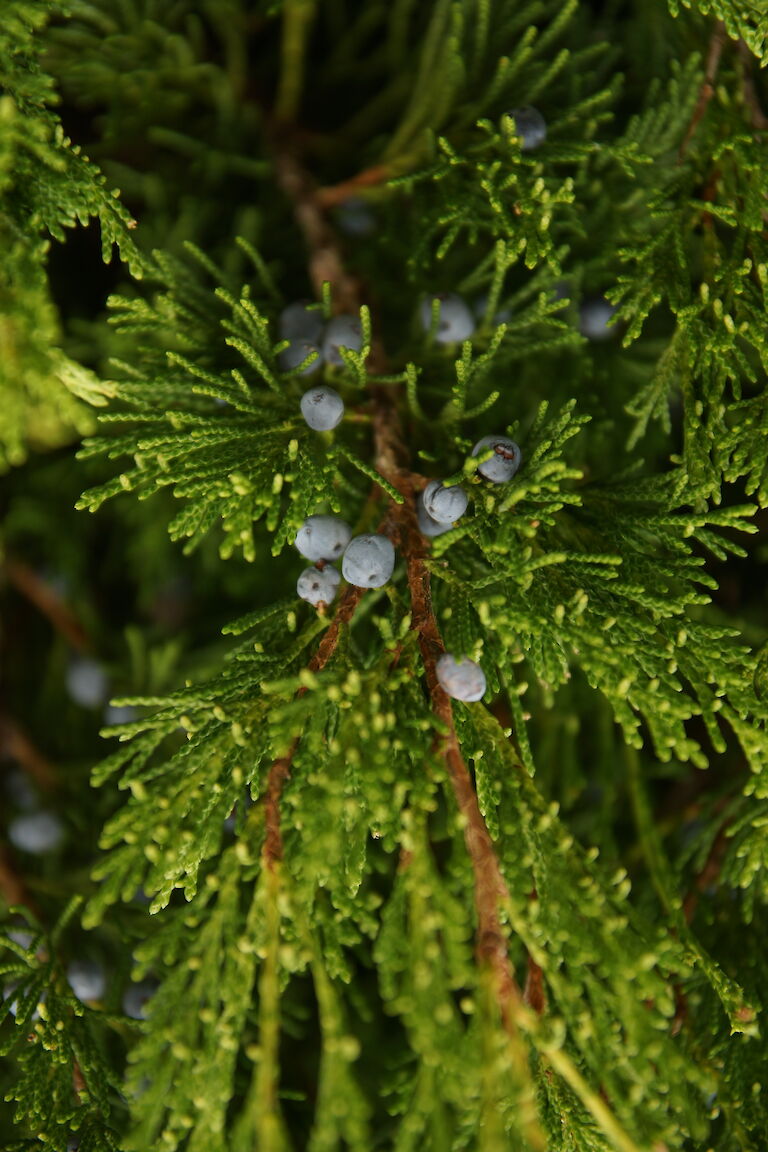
left=280, top=339, right=322, bottom=376
left=506, top=106, right=547, bottom=151
left=8, top=811, right=64, bottom=854
left=436, top=653, right=487, bottom=702
left=322, top=315, right=364, bottom=367
left=471, top=435, right=522, bottom=484
left=67, top=960, right=106, bottom=1002
left=419, top=292, right=475, bottom=344
left=342, top=534, right=396, bottom=588
left=422, top=480, right=468, bottom=525
left=122, top=978, right=158, bottom=1021
left=278, top=301, right=324, bottom=344
left=579, top=297, right=616, bottom=341
left=300, top=385, right=344, bottom=430
left=295, top=515, right=352, bottom=562
left=297, top=564, right=341, bottom=607
left=66, top=657, right=108, bottom=708
left=417, top=494, right=453, bottom=538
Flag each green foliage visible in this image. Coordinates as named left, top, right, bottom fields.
left=2, top=1, right=768, bottom=1150
left=0, top=905, right=122, bottom=1151
left=0, top=0, right=141, bottom=470
left=667, top=0, right=768, bottom=61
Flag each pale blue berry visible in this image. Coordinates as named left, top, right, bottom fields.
left=8, top=810, right=64, bottom=854
left=295, top=515, right=352, bottom=562
left=297, top=564, right=341, bottom=607
left=278, top=301, right=324, bottom=344
left=579, top=297, right=616, bottom=341
left=323, top=314, right=364, bottom=366
left=300, top=385, right=344, bottom=430
left=506, top=106, right=547, bottom=151
left=471, top=435, right=521, bottom=483
left=436, top=653, right=486, bottom=702
left=422, top=480, right=468, bottom=525
left=280, top=339, right=322, bottom=376
left=67, top=959, right=106, bottom=1002
left=123, top=978, right=158, bottom=1021
left=417, top=494, right=453, bottom=538
left=419, top=292, right=475, bottom=344
left=66, top=657, right=108, bottom=708
left=342, top=534, right=395, bottom=588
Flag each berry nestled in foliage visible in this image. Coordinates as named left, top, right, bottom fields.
left=422, top=479, right=469, bottom=524
left=435, top=653, right=487, bottom=701
left=297, top=564, right=341, bottom=606
left=294, top=515, right=352, bottom=562
left=322, top=314, right=364, bottom=366
left=341, top=534, right=396, bottom=588
left=471, top=434, right=522, bottom=482
left=300, top=385, right=344, bottom=430
left=505, top=104, right=547, bottom=150
left=419, top=292, right=475, bottom=344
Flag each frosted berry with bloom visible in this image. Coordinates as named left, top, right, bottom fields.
left=67, top=959, right=106, bottom=1002
left=342, top=534, right=396, bottom=588
left=436, top=654, right=487, bottom=702
left=123, top=978, right=159, bottom=1021
left=297, top=564, right=341, bottom=607
left=417, top=494, right=453, bottom=538
left=66, top=656, right=108, bottom=708
left=279, top=339, right=322, bottom=376
left=295, top=515, right=352, bottom=562
left=506, top=106, right=547, bottom=151
left=579, top=297, right=617, bottom=341
left=471, top=435, right=522, bottom=483
left=322, top=314, right=364, bottom=366
left=300, top=385, right=344, bottom=430
left=422, top=479, right=468, bottom=525
left=278, top=301, right=324, bottom=344
left=419, top=292, right=475, bottom=345
left=9, top=811, right=64, bottom=854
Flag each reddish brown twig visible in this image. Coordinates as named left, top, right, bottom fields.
left=679, top=22, right=727, bottom=159
left=315, top=163, right=394, bottom=209
left=0, top=844, right=33, bottom=910
left=262, top=584, right=366, bottom=868
left=1, top=718, right=57, bottom=791
left=3, top=560, right=90, bottom=654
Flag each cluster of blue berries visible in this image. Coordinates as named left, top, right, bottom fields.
left=418, top=434, right=521, bottom=537
left=279, top=302, right=366, bottom=432
left=295, top=514, right=395, bottom=606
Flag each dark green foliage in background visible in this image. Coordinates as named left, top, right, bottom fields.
left=1, top=1, right=768, bottom=1150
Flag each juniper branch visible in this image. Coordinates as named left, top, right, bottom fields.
left=272, top=117, right=528, bottom=1042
